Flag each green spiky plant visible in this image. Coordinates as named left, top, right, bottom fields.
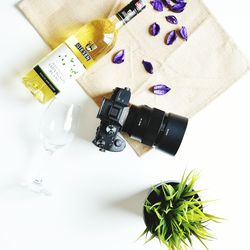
left=141, top=171, right=222, bottom=250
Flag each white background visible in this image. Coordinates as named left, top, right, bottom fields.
left=0, top=0, right=249, bottom=250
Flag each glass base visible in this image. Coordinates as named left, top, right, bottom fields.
left=21, top=179, right=52, bottom=196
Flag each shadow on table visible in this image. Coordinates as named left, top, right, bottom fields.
left=107, top=190, right=148, bottom=217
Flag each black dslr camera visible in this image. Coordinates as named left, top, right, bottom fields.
left=92, top=87, right=188, bottom=155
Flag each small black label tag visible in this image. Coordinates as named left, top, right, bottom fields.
left=34, top=65, right=60, bottom=95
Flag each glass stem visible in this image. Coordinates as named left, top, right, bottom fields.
left=32, top=149, right=54, bottom=185
left=24, top=147, right=54, bottom=195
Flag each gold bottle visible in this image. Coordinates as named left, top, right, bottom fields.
left=22, top=0, right=146, bottom=103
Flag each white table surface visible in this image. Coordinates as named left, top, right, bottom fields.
left=0, top=1, right=249, bottom=249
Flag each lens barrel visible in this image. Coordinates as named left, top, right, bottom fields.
left=123, top=105, right=188, bottom=155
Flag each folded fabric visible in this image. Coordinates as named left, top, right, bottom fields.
left=18, top=0, right=249, bottom=156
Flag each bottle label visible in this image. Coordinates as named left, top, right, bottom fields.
left=66, top=36, right=95, bottom=70
left=116, top=0, right=146, bottom=24
left=34, top=36, right=95, bottom=95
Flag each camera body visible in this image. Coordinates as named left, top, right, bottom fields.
left=93, top=87, right=188, bottom=155
left=92, top=87, right=131, bottom=152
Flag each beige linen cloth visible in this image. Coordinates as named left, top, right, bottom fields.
left=18, top=0, right=249, bottom=156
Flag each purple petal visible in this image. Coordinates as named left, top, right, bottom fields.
left=150, top=0, right=164, bottom=11
left=172, top=0, right=185, bottom=3
left=153, top=84, right=171, bottom=95
left=112, top=50, right=125, bottom=64
left=162, top=0, right=172, bottom=8
left=142, top=60, right=154, bottom=74
left=171, top=2, right=187, bottom=13
left=165, top=30, right=177, bottom=45
left=149, top=22, right=161, bottom=36
left=165, top=15, right=178, bottom=25
left=179, top=26, right=188, bottom=41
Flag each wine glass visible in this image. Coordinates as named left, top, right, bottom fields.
left=23, top=98, right=80, bottom=195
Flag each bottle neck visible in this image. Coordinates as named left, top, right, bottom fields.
left=109, top=0, right=146, bottom=30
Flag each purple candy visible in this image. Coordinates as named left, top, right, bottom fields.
left=112, top=50, right=125, bottom=64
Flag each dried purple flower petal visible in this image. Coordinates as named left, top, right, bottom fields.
left=153, top=84, right=171, bottom=95
left=162, top=0, right=172, bottom=8
left=179, top=26, right=188, bottom=41
left=142, top=60, right=154, bottom=74
left=149, top=22, right=161, bottom=36
left=171, top=2, right=187, bottom=13
left=112, top=50, right=125, bottom=64
left=166, top=15, right=178, bottom=25
left=150, top=0, right=164, bottom=11
left=165, top=30, right=177, bottom=45
left=172, top=0, right=185, bottom=3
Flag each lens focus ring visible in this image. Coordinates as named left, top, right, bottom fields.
left=141, top=108, right=165, bottom=147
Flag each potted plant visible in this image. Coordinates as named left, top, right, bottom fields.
left=141, top=171, right=221, bottom=249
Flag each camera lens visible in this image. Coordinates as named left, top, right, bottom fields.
left=122, top=105, right=188, bottom=155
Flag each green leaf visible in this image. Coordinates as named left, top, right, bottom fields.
left=149, top=201, right=161, bottom=210
left=151, top=185, right=161, bottom=196
left=155, top=218, right=165, bottom=232
left=136, top=228, right=148, bottom=241
left=183, top=190, right=202, bottom=198
left=203, top=213, right=225, bottom=222
left=140, top=170, right=223, bottom=249
left=163, top=207, right=171, bottom=216
left=144, top=233, right=156, bottom=244
left=161, top=183, right=177, bottom=201
left=164, top=191, right=177, bottom=202
left=176, top=170, right=193, bottom=199
left=165, top=184, right=176, bottom=196
left=154, top=208, right=163, bottom=220
left=144, top=205, right=152, bottom=214
left=192, top=231, right=209, bottom=250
